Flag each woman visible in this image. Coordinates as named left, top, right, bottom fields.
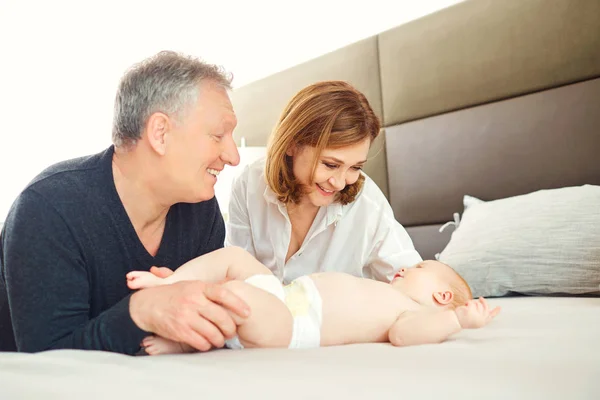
left=226, top=81, right=422, bottom=284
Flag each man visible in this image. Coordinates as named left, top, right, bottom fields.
left=0, top=51, right=250, bottom=355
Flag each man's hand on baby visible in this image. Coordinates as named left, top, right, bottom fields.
left=129, top=280, right=250, bottom=351
left=455, top=297, right=501, bottom=329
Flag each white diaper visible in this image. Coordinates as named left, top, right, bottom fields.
left=283, top=276, right=322, bottom=348
left=224, top=274, right=323, bottom=350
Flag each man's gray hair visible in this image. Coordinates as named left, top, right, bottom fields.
left=112, top=50, right=232, bottom=148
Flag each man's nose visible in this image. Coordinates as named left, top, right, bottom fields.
left=221, top=135, right=240, bottom=166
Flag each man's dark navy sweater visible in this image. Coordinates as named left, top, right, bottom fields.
left=0, top=146, right=225, bottom=354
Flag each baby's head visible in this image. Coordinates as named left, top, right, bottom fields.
left=391, top=260, right=472, bottom=308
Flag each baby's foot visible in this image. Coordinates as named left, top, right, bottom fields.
left=142, top=335, right=192, bottom=355
left=126, top=271, right=163, bottom=289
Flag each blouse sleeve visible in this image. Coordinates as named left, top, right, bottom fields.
left=365, top=187, right=423, bottom=282
left=225, top=168, right=257, bottom=257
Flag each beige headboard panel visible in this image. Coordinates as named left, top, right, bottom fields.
left=379, top=0, right=600, bottom=126
left=229, top=37, right=390, bottom=196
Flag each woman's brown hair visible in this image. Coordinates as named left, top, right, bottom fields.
left=265, top=81, right=380, bottom=205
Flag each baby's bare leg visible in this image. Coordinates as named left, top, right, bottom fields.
left=127, top=246, right=273, bottom=290
left=126, top=271, right=164, bottom=289
left=142, top=335, right=196, bottom=355
left=167, top=246, right=274, bottom=283
left=223, top=280, right=293, bottom=348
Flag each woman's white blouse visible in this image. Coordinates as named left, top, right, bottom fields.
left=225, top=158, right=422, bottom=284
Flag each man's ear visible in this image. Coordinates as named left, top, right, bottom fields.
left=433, top=291, right=454, bottom=306
left=144, top=112, right=170, bottom=156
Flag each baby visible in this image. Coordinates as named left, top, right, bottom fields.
left=126, top=246, right=500, bottom=355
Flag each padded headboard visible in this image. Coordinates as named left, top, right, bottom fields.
left=387, top=78, right=600, bottom=259
left=229, top=0, right=600, bottom=260
left=379, top=0, right=600, bottom=258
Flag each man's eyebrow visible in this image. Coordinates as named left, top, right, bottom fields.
left=221, top=116, right=237, bottom=129
left=322, top=156, right=367, bottom=165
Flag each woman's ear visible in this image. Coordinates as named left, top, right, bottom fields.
left=286, top=144, right=296, bottom=157
left=433, top=291, right=454, bottom=305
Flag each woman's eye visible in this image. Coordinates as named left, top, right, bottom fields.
left=352, top=166, right=363, bottom=171
left=213, top=135, right=224, bottom=142
left=323, top=162, right=337, bottom=169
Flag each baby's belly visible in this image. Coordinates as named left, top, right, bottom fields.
left=310, top=274, right=407, bottom=346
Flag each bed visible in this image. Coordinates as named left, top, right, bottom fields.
left=1, top=0, right=599, bottom=398
left=0, top=296, right=598, bottom=399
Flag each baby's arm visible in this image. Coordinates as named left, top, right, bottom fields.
left=127, top=246, right=273, bottom=289
left=388, top=297, right=500, bottom=347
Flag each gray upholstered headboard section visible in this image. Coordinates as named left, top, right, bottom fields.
left=387, top=78, right=600, bottom=259
left=230, top=0, right=600, bottom=260
left=379, top=0, right=600, bottom=259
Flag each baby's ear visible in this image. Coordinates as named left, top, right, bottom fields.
left=433, top=291, right=454, bottom=305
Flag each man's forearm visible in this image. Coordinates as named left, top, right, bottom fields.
left=388, top=309, right=462, bottom=347
left=16, top=295, right=147, bottom=354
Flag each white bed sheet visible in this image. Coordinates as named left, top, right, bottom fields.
left=0, top=296, right=598, bottom=399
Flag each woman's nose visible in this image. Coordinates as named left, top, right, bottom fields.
left=328, top=176, right=344, bottom=191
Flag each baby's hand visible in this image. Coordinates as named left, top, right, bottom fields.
left=455, top=297, right=501, bottom=329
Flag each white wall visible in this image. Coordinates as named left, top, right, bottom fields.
left=0, top=0, right=461, bottom=220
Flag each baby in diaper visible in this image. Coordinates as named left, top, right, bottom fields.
left=127, top=246, right=500, bottom=355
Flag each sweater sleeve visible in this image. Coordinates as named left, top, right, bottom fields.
left=2, top=189, right=147, bottom=354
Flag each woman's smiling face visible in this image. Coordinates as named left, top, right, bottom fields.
left=289, top=138, right=371, bottom=207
